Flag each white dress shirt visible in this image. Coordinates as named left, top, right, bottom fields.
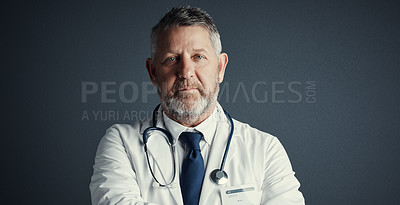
left=162, top=104, right=220, bottom=176
left=90, top=103, right=305, bottom=205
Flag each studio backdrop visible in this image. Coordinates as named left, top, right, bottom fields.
left=4, top=0, right=400, bottom=204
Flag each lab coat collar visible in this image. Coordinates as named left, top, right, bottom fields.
left=139, top=105, right=165, bottom=135
left=199, top=106, right=232, bottom=204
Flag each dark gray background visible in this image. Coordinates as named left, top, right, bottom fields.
left=4, top=0, right=400, bottom=204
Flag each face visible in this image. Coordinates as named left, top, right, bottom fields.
left=146, top=26, right=228, bottom=126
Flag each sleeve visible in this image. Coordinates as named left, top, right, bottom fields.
left=260, top=137, right=305, bottom=205
left=89, top=126, right=159, bottom=205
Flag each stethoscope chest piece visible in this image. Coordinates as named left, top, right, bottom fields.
left=210, top=169, right=228, bottom=185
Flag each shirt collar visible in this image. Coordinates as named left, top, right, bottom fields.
left=162, top=103, right=222, bottom=144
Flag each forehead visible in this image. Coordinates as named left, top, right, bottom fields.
left=157, top=26, right=212, bottom=53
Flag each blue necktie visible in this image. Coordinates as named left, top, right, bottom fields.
left=179, top=132, right=205, bottom=205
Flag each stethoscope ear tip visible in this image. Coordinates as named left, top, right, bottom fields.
left=169, top=183, right=178, bottom=189
left=152, top=181, right=178, bottom=189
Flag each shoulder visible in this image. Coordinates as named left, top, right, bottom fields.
left=101, top=119, right=152, bottom=144
left=105, top=121, right=143, bottom=135
left=232, top=118, right=276, bottom=139
left=231, top=118, right=280, bottom=147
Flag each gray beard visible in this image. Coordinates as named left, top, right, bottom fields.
left=158, top=80, right=219, bottom=125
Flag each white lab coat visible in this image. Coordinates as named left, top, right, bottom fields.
left=90, top=104, right=305, bottom=205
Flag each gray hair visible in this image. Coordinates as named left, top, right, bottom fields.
left=150, top=6, right=222, bottom=58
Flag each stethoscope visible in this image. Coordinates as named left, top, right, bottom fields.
left=143, top=104, right=234, bottom=188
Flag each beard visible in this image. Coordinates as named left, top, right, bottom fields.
left=157, top=77, right=219, bottom=125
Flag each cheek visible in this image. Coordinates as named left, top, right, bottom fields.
left=155, top=69, right=174, bottom=83
left=199, top=73, right=218, bottom=88
left=155, top=73, right=176, bottom=91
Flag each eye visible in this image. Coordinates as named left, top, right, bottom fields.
left=194, top=55, right=206, bottom=60
left=165, top=57, right=176, bottom=62
left=162, top=56, right=179, bottom=65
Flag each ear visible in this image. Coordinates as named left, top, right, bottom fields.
left=217, top=53, right=228, bottom=83
left=146, top=58, right=158, bottom=87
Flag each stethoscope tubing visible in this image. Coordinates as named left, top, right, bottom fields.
left=218, top=110, right=234, bottom=171
left=143, top=104, right=234, bottom=186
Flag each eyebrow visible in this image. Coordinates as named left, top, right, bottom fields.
left=162, top=49, right=178, bottom=54
left=159, top=48, right=210, bottom=57
left=192, top=48, right=208, bottom=53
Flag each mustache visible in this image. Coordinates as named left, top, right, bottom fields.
left=171, top=80, right=204, bottom=95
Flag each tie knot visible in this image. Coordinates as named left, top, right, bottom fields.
left=180, top=132, right=203, bottom=150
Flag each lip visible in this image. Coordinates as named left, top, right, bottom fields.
left=179, top=88, right=197, bottom=92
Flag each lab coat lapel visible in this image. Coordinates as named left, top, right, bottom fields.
left=199, top=119, right=232, bottom=204
left=140, top=107, right=184, bottom=205
left=156, top=108, right=184, bottom=205
left=169, top=147, right=184, bottom=205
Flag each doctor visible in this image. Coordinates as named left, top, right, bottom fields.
left=90, top=6, right=305, bottom=205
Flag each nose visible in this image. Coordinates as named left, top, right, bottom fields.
left=177, top=56, right=195, bottom=79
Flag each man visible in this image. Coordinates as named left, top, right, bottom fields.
left=90, top=6, right=305, bottom=205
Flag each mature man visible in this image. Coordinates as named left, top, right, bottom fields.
left=90, top=6, right=305, bottom=205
